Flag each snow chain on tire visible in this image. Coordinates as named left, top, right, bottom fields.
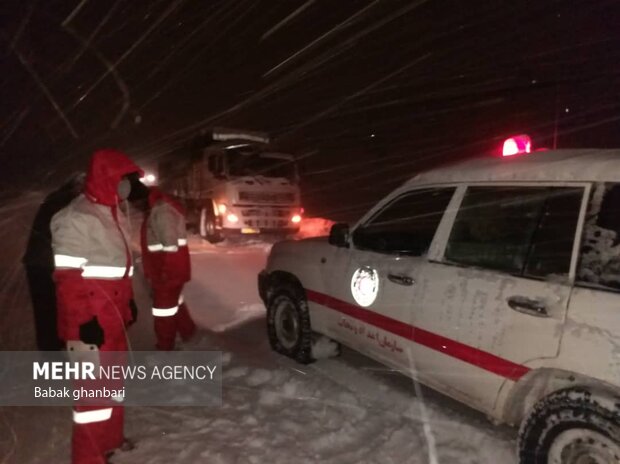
left=518, top=387, right=620, bottom=464
left=266, top=285, right=314, bottom=365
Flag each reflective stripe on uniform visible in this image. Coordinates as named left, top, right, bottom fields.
left=152, top=306, right=179, bottom=317
left=73, top=407, right=113, bottom=424
left=148, top=238, right=187, bottom=252
left=82, top=265, right=133, bottom=279
left=54, top=254, right=87, bottom=269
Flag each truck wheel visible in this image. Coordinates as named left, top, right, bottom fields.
left=266, top=287, right=314, bottom=364
left=199, top=206, right=223, bottom=244
left=518, top=388, right=620, bottom=464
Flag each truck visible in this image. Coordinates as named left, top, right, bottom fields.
left=158, top=128, right=302, bottom=243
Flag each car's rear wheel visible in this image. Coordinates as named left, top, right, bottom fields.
left=267, top=288, right=314, bottom=364
left=518, top=388, right=620, bottom=464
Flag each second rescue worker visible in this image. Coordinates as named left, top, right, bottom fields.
left=141, top=186, right=196, bottom=350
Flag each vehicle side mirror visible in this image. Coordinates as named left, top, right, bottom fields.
left=329, top=223, right=350, bottom=248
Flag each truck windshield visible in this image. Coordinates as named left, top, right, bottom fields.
left=226, top=152, right=297, bottom=180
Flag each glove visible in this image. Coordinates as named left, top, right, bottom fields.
left=79, top=316, right=105, bottom=348
left=129, top=299, right=138, bottom=325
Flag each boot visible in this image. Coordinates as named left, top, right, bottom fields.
left=105, top=438, right=135, bottom=459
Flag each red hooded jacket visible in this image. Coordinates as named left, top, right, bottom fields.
left=141, top=187, right=191, bottom=285
left=51, top=149, right=143, bottom=342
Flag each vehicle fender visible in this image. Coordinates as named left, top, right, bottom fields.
left=261, top=270, right=306, bottom=306
left=500, top=367, right=620, bottom=426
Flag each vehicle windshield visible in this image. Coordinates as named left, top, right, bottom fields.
left=226, top=150, right=297, bottom=180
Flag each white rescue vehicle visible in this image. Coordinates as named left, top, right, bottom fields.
left=259, top=137, right=620, bottom=463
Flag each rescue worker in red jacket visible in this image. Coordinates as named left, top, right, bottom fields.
left=141, top=187, right=196, bottom=350
left=51, top=149, right=142, bottom=464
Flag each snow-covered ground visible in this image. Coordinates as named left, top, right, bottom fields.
left=0, top=212, right=517, bottom=463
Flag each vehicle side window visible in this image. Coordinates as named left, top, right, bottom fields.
left=208, top=155, right=217, bottom=174
left=445, top=186, right=583, bottom=278
left=352, top=187, right=456, bottom=256
left=208, top=155, right=222, bottom=177
left=524, top=188, right=583, bottom=278
left=577, top=183, right=620, bottom=291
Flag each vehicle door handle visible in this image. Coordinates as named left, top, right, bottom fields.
left=507, top=296, right=549, bottom=318
left=387, top=274, right=415, bottom=286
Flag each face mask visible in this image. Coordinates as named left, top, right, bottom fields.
left=117, top=178, right=131, bottom=200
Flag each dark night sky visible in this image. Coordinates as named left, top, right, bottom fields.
left=1, top=0, right=619, bottom=220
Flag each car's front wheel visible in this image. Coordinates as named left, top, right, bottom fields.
left=267, top=289, right=314, bottom=364
left=518, top=388, right=620, bottom=464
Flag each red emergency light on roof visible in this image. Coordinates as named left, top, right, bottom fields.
left=502, top=134, right=532, bottom=157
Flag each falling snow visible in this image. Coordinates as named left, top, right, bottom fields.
left=2, top=1, right=620, bottom=462
left=0, top=230, right=516, bottom=464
